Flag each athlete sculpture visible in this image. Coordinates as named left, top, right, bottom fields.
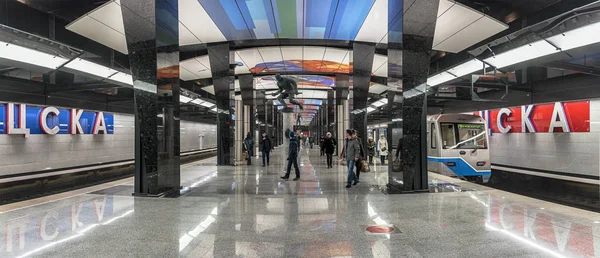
left=272, top=74, right=303, bottom=110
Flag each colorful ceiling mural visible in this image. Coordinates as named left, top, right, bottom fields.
left=250, top=60, right=351, bottom=74
left=198, top=0, right=376, bottom=41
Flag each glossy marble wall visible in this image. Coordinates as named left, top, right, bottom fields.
left=121, top=0, right=181, bottom=196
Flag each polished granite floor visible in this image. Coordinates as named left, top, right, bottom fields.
left=1, top=146, right=599, bottom=258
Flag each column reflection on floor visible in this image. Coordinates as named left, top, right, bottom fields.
left=1, top=149, right=600, bottom=257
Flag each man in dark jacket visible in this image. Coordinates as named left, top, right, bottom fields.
left=322, top=132, right=337, bottom=168
left=244, top=132, right=254, bottom=165
left=281, top=131, right=300, bottom=180
left=259, top=131, right=272, bottom=167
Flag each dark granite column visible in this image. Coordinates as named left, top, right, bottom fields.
left=388, top=0, right=439, bottom=192
left=239, top=74, right=255, bottom=139
left=351, top=42, right=375, bottom=147
left=208, top=43, right=235, bottom=165
left=327, top=89, right=334, bottom=134
left=121, top=0, right=180, bottom=197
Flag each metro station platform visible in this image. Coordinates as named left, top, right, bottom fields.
left=1, top=147, right=598, bottom=258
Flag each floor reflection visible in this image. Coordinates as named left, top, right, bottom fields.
left=0, top=149, right=598, bottom=258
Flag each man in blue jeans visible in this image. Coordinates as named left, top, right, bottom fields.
left=342, top=129, right=360, bottom=188
left=281, top=131, right=300, bottom=181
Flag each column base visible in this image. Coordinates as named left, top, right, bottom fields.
left=386, top=184, right=429, bottom=194
left=132, top=186, right=182, bottom=198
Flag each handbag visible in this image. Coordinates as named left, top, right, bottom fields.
left=381, top=147, right=387, bottom=152
left=361, top=160, right=371, bottom=172
left=392, top=157, right=402, bottom=172
left=242, top=151, right=247, bottom=160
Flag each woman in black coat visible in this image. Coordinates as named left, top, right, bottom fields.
left=322, top=132, right=337, bottom=168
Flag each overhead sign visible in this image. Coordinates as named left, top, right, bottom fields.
left=0, top=103, right=114, bottom=136
left=475, top=101, right=590, bottom=133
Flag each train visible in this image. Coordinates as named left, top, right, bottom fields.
left=427, top=114, right=491, bottom=183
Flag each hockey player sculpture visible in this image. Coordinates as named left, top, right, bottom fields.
left=272, top=74, right=304, bottom=111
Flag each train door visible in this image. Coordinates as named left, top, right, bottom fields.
left=439, top=123, right=460, bottom=177
left=427, top=122, right=442, bottom=173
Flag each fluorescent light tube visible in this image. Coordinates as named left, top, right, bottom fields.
left=484, top=40, right=558, bottom=69
left=0, top=41, right=67, bottom=70
left=109, top=72, right=133, bottom=85
left=65, top=58, right=116, bottom=78
left=190, top=99, right=204, bottom=105
left=200, top=102, right=215, bottom=108
left=446, top=59, right=484, bottom=77
left=180, top=95, right=193, bottom=103
left=427, top=72, right=455, bottom=87
left=547, top=22, right=600, bottom=52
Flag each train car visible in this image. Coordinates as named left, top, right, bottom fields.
left=427, top=114, right=491, bottom=183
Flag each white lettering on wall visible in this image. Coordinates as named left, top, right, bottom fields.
left=521, top=105, right=536, bottom=133
left=549, top=102, right=570, bottom=132
left=497, top=108, right=513, bottom=133
left=6, top=103, right=30, bottom=136
left=93, top=112, right=107, bottom=135
left=40, top=107, right=60, bottom=135
left=70, top=109, right=84, bottom=134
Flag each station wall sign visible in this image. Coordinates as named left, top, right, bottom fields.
left=0, top=102, right=114, bottom=136
left=474, top=100, right=590, bottom=133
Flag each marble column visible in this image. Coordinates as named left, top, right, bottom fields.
left=208, top=43, right=235, bottom=165
left=327, top=89, right=334, bottom=136
left=389, top=0, right=439, bottom=192
left=240, top=74, right=255, bottom=154
left=336, top=75, right=349, bottom=155
left=352, top=42, right=375, bottom=147
left=121, top=0, right=180, bottom=197
left=235, top=100, right=243, bottom=162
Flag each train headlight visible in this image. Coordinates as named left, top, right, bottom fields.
left=445, top=162, right=456, bottom=166
left=477, top=161, right=486, bottom=166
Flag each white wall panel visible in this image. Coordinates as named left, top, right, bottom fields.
left=0, top=113, right=216, bottom=177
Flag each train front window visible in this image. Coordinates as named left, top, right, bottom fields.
left=455, top=124, right=487, bottom=149
left=440, top=124, right=457, bottom=149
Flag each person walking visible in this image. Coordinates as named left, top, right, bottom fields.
left=378, top=134, right=389, bottom=165
left=244, top=132, right=254, bottom=165
left=342, top=129, right=360, bottom=188
left=309, top=136, right=314, bottom=149
left=259, top=131, right=272, bottom=167
left=353, top=131, right=366, bottom=183
left=367, top=137, right=376, bottom=165
left=323, top=132, right=337, bottom=168
left=281, top=131, right=301, bottom=181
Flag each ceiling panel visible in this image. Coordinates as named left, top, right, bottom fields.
left=355, top=0, right=387, bottom=43
left=432, top=0, right=508, bottom=53
left=179, top=0, right=227, bottom=44
left=437, top=15, right=509, bottom=53
left=236, top=48, right=265, bottom=74
left=322, top=48, right=349, bottom=72
left=234, top=52, right=252, bottom=74
left=372, top=54, right=387, bottom=77
left=66, top=1, right=128, bottom=54
left=433, top=1, right=482, bottom=47
left=257, top=47, right=285, bottom=71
